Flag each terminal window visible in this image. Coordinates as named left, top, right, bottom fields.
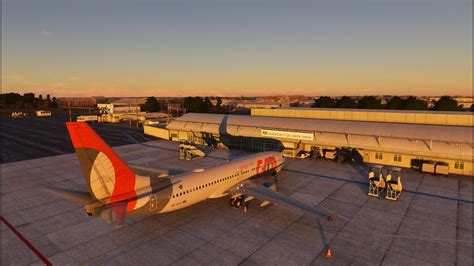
left=394, top=154, right=402, bottom=162
left=454, top=161, right=464, bottom=170
left=375, top=152, right=383, bottom=160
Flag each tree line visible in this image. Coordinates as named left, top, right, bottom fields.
left=0, top=92, right=59, bottom=109
left=311, top=96, right=467, bottom=111
left=182, top=96, right=225, bottom=113
left=141, top=96, right=226, bottom=113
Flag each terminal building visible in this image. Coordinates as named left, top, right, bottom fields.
left=144, top=108, right=473, bottom=177
left=96, top=99, right=169, bottom=123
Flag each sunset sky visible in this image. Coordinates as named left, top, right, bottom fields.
left=2, top=0, right=472, bottom=97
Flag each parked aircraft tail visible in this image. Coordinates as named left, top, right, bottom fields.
left=66, top=122, right=137, bottom=204
left=63, top=122, right=145, bottom=226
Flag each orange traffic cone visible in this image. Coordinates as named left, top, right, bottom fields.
left=325, top=248, right=333, bottom=259
left=243, top=205, right=248, bottom=214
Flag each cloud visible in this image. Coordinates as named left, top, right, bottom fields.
left=40, top=29, right=52, bottom=37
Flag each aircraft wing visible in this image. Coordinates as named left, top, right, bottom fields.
left=243, top=187, right=331, bottom=219
left=129, top=164, right=189, bottom=176
left=129, top=164, right=169, bottom=176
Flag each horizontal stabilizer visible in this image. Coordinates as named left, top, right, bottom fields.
left=42, top=186, right=92, bottom=205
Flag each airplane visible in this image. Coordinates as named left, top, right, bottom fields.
left=44, top=122, right=334, bottom=228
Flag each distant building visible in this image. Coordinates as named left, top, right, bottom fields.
left=210, top=98, right=234, bottom=106
left=96, top=98, right=167, bottom=123
left=454, top=97, right=474, bottom=109
left=97, top=103, right=140, bottom=114
left=110, top=98, right=147, bottom=105
left=231, top=100, right=289, bottom=109
left=57, top=96, right=107, bottom=107
left=428, top=96, right=473, bottom=109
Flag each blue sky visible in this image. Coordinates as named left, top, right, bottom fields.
left=2, top=0, right=472, bottom=97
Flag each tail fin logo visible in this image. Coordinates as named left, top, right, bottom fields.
left=67, top=122, right=137, bottom=210
left=87, top=150, right=115, bottom=201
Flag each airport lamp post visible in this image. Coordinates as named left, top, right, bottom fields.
left=136, top=98, right=139, bottom=128
left=68, top=98, right=72, bottom=122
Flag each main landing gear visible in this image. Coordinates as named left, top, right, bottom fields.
left=229, top=196, right=250, bottom=213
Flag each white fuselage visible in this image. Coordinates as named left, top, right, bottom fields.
left=158, top=151, right=284, bottom=213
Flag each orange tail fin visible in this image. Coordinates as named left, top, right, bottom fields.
left=66, top=122, right=137, bottom=210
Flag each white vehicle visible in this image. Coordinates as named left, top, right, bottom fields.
left=36, top=110, right=52, bottom=117
left=77, top=115, right=99, bottom=122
